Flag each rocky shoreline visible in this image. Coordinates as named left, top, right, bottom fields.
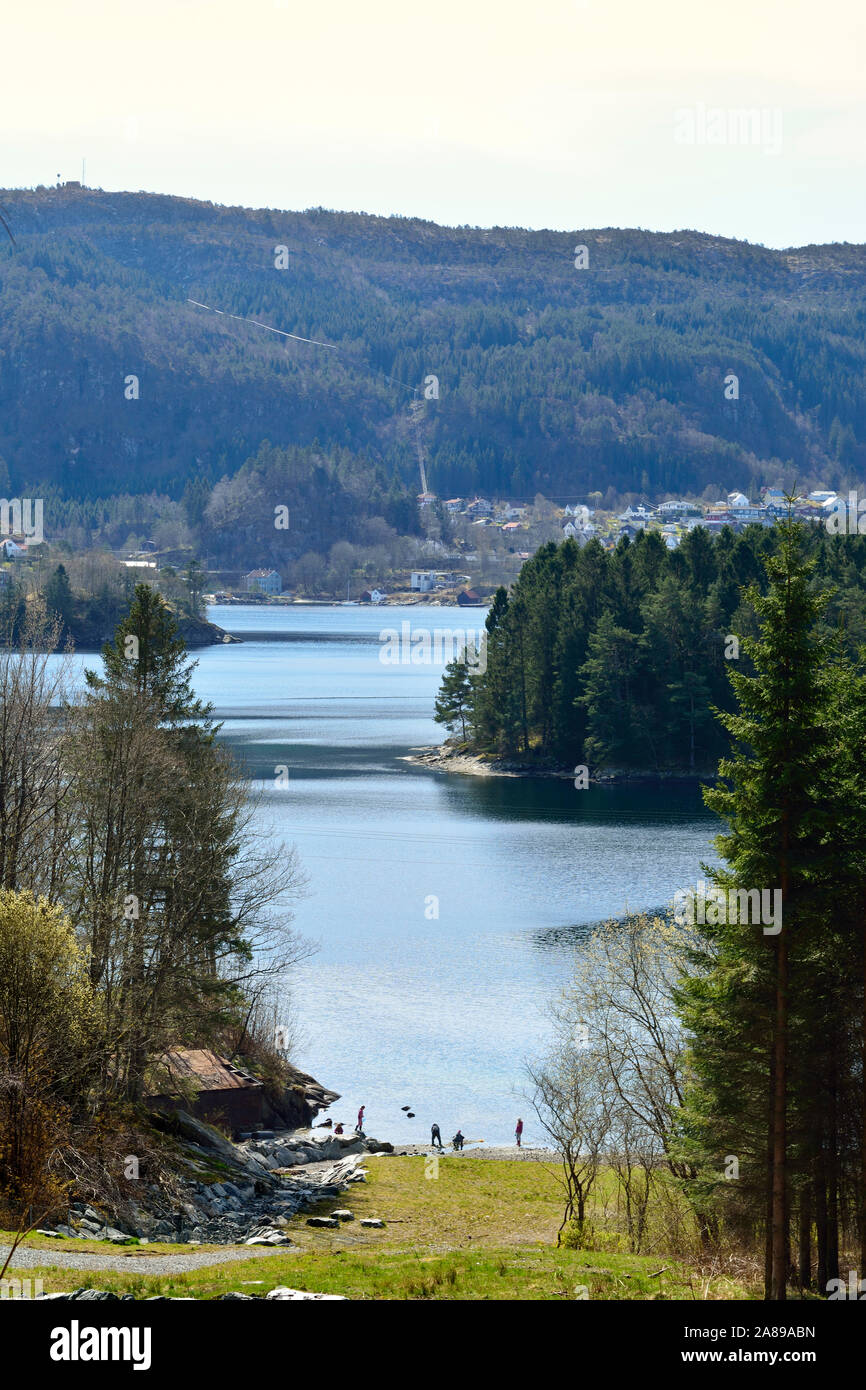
left=34, top=1112, right=392, bottom=1250
left=404, top=744, right=714, bottom=784
left=403, top=745, right=561, bottom=778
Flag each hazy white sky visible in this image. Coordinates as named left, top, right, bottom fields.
left=5, top=0, right=865, bottom=246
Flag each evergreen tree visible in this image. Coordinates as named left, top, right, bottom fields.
left=86, top=583, right=211, bottom=725
left=677, top=519, right=833, bottom=1300
left=434, top=656, right=473, bottom=741
left=43, top=563, right=74, bottom=635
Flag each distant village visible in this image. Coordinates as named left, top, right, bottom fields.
left=0, top=485, right=850, bottom=612
left=557, top=485, right=841, bottom=549
left=225, top=485, right=843, bottom=604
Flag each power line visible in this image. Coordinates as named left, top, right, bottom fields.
left=186, top=297, right=434, bottom=494
left=186, top=298, right=419, bottom=396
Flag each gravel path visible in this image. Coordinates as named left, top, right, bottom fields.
left=0, top=1243, right=294, bottom=1275
left=389, top=1145, right=555, bottom=1161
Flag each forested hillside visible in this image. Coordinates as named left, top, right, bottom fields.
left=1, top=186, right=866, bottom=559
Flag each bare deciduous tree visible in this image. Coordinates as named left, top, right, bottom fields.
left=527, top=1042, right=611, bottom=1246
left=0, top=599, right=75, bottom=899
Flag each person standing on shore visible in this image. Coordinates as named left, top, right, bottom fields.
left=515, top=1117, right=523, bottom=1148
left=356, top=1105, right=365, bottom=1133
left=431, top=1123, right=443, bottom=1149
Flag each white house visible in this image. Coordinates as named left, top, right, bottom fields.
left=727, top=491, right=750, bottom=508
left=730, top=503, right=767, bottom=522
left=657, top=499, right=689, bottom=516
left=410, top=570, right=437, bottom=592
left=563, top=519, right=596, bottom=539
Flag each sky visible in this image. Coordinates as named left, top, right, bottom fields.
left=4, top=0, right=865, bottom=247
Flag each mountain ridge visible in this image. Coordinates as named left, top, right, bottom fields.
left=1, top=186, right=864, bottom=531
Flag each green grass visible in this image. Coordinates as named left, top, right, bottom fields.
left=6, top=1156, right=758, bottom=1300
left=11, top=1246, right=752, bottom=1301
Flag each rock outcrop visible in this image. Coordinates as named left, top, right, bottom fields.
left=268, top=1067, right=341, bottom=1129
left=36, top=1118, right=390, bottom=1248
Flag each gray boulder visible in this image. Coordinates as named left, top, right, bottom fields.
left=244, top=1226, right=293, bottom=1246
left=266, top=1286, right=347, bottom=1300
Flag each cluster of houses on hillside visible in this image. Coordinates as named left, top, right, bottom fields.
left=442, top=497, right=527, bottom=533
left=562, top=488, right=841, bottom=551
left=191, top=485, right=854, bottom=600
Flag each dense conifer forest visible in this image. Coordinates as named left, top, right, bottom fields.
left=436, top=523, right=866, bottom=774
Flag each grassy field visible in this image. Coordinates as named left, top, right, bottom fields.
left=4, top=1155, right=758, bottom=1300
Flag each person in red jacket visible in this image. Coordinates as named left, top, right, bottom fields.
left=356, top=1105, right=365, bottom=1133
left=515, top=1117, right=523, bottom=1148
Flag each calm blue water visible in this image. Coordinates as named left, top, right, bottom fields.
left=55, top=605, right=717, bottom=1145
left=184, top=603, right=719, bottom=1147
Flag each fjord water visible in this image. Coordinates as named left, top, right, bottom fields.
left=188, top=604, right=717, bottom=1148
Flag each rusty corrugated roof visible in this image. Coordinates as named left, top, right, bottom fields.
left=151, top=1048, right=263, bottom=1095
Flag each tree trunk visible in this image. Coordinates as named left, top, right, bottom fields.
left=815, top=1154, right=828, bottom=1296
left=827, top=1076, right=840, bottom=1288
left=764, top=1068, right=775, bottom=1299
left=770, top=929, right=789, bottom=1300
left=798, top=1185, right=811, bottom=1291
